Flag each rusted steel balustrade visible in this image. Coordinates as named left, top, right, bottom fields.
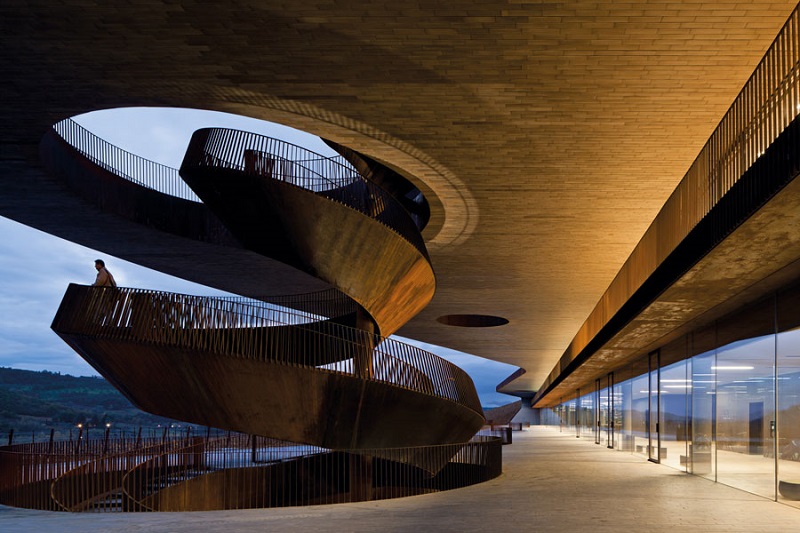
left=51, top=120, right=427, bottom=260
left=216, top=288, right=358, bottom=322
left=52, top=119, right=200, bottom=203
left=51, top=285, right=482, bottom=415
left=0, top=432, right=501, bottom=512
left=0, top=434, right=211, bottom=512
left=42, top=117, right=484, bottom=508
left=181, top=127, right=428, bottom=258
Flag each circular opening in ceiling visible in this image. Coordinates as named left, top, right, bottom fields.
left=70, top=107, right=339, bottom=168
left=436, top=314, right=509, bottom=328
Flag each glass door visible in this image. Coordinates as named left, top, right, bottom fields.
left=631, top=373, right=649, bottom=457
left=595, top=379, right=601, bottom=444
left=649, top=350, right=661, bottom=463
left=691, top=348, right=716, bottom=480
left=607, top=372, right=615, bottom=449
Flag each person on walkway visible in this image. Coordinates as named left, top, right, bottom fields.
left=93, top=259, right=117, bottom=288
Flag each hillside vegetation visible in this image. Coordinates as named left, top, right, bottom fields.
left=0, top=367, right=182, bottom=444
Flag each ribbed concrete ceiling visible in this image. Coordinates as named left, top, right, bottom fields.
left=1, top=1, right=798, bottom=395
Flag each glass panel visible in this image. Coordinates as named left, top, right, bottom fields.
left=649, top=352, right=660, bottom=462
left=777, top=327, right=800, bottom=508
left=606, top=373, right=614, bottom=449
left=614, top=376, right=633, bottom=452
left=543, top=405, right=560, bottom=428
left=565, top=397, right=576, bottom=435
left=692, top=349, right=716, bottom=480
left=596, top=381, right=605, bottom=445
left=631, top=373, right=649, bottom=458
left=660, top=359, right=689, bottom=471
left=715, top=334, right=776, bottom=499
left=579, top=392, right=594, bottom=438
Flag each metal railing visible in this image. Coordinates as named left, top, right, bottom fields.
left=0, top=432, right=501, bottom=512
left=181, top=127, right=428, bottom=258
left=52, top=119, right=200, bottom=202
left=51, top=285, right=483, bottom=416
left=214, top=288, right=358, bottom=324
left=51, top=118, right=428, bottom=275
left=621, top=5, right=800, bottom=266
left=247, top=288, right=358, bottom=320
left=180, top=127, right=360, bottom=192
left=51, top=119, right=358, bottom=203
left=476, top=427, right=513, bottom=445
left=539, top=4, right=800, bottom=403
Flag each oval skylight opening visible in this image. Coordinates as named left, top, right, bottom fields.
left=71, top=107, right=338, bottom=168
left=437, top=314, right=509, bottom=328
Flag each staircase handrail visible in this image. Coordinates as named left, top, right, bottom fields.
left=51, top=120, right=427, bottom=258
left=52, top=284, right=482, bottom=416
left=52, top=118, right=200, bottom=202
left=181, top=127, right=428, bottom=258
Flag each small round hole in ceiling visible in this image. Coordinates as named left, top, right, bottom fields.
left=436, top=314, right=509, bottom=328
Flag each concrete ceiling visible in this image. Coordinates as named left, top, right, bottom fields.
left=2, top=0, right=798, bottom=395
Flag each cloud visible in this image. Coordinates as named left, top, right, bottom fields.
left=0, top=216, right=230, bottom=376
left=0, top=215, right=520, bottom=405
left=73, top=107, right=337, bottom=169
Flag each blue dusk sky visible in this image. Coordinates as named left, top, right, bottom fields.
left=0, top=107, right=518, bottom=407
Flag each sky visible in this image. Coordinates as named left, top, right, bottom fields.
left=0, top=107, right=518, bottom=407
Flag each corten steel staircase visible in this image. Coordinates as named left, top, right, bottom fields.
left=0, top=430, right=501, bottom=512
left=27, top=119, right=492, bottom=511
left=51, top=285, right=483, bottom=450
left=178, top=127, right=436, bottom=337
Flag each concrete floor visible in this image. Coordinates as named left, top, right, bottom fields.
left=2, top=426, right=799, bottom=532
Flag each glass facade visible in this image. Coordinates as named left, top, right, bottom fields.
left=540, top=285, right=800, bottom=508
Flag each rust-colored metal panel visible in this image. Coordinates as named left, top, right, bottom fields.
left=52, top=285, right=483, bottom=454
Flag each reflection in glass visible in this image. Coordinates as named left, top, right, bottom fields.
left=649, top=352, right=660, bottom=462
left=579, top=391, right=594, bottom=438
left=691, top=350, right=716, bottom=480
left=614, top=377, right=632, bottom=451
left=598, top=385, right=608, bottom=446
left=631, top=374, right=649, bottom=457
left=566, top=397, right=576, bottom=435
left=660, top=359, right=689, bottom=471
left=777, top=327, right=800, bottom=508
left=715, top=335, right=775, bottom=500
left=542, top=288, right=800, bottom=505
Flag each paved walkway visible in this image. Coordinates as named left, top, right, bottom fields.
left=2, top=426, right=799, bottom=532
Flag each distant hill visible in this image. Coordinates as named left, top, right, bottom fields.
left=0, top=367, right=183, bottom=444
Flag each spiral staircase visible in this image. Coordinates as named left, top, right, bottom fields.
left=36, top=119, right=490, bottom=510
